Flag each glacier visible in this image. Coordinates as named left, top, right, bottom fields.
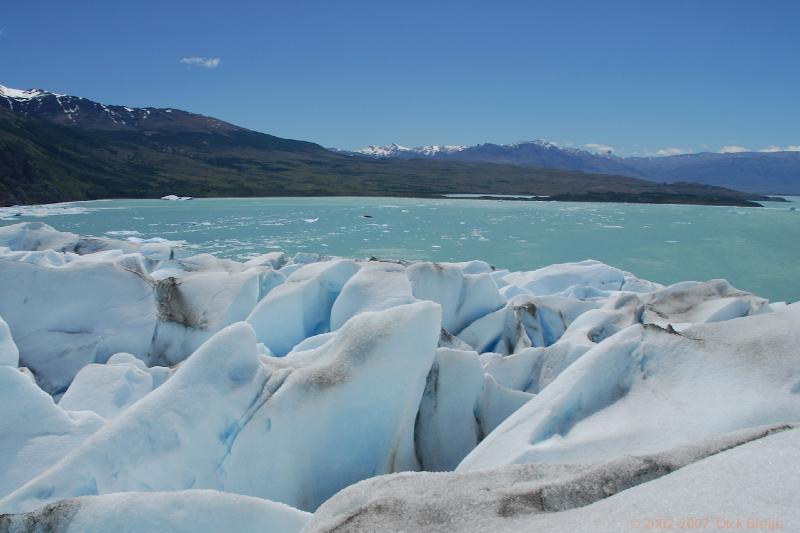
left=0, top=221, right=797, bottom=532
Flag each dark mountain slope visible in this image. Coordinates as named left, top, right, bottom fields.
left=0, top=88, right=768, bottom=207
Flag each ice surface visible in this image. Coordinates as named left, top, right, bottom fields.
left=415, top=348, right=484, bottom=471
left=459, top=303, right=800, bottom=471
left=303, top=425, right=795, bottom=533
left=247, top=259, right=359, bottom=355
left=477, top=374, right=534, bottom=435
left=225, top=302, right=441, bottom=511
left=0, top=252, right=158, bottom=394
left=0, top=322, right=266, bottom=514
left=502, top=259, right=661, bottom=296
left=0, top=316, right=19, bottom=367
left=507, top=427, right=800, bottom=533
left=151, top=267, right=263, bottom=364
left=0, top=303, right=441, bottom=514
left=330, top=266, right=416, bottom=330
left=58, top=355, right=170, bottom=420
left=0, top=221, right=797, bottom=531
left=407, top=262, right=505, bottom=334
left=0, top=367, right=104, bottom=499
left=0, top=490, right=310, bottom=533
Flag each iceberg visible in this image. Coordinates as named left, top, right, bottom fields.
left=160, top=195, right=193, bottom=201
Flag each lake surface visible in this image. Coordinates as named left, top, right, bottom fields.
left=2, top=196, right=798, bottom=303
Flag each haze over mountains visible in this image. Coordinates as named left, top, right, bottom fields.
left=0, top=84, right=781, bottom=206
left=348, top=141, right=800, bottom=195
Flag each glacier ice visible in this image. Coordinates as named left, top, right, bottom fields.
left=58, top=354, right=170, bottom=420
left=0, top=315, right=19, bottom=367
left=459, top=303, right=800, bottom=471
left=303, top=425, right=796, bottom=533
left=0, top=303, right=442, bottom=514
left=0, top=221, right=797, bottom=531
left=0, top=252, right=159, bottom=394
left=415, top=348, right=484, bottom=471
left=0, top=367, right=104, bottom=499
left=0, top=490, right=310, bottom=533
left=246, top=259, right=359, bottom=356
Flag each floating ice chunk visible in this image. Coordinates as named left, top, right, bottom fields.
left=459, top=304, right=800, bottom=472
left=0, top=367, right=104, bottom=499
left=0, top=316, right=19, bottom=367
left=415, top=348, right=484, bottom=471
left=0, top=203, right=94, bottom=221
left=160, top=195, right=193, bottom=201
left=0, top=490, right=311, bottom=533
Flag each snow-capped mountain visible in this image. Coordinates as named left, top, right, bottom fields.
left=357, top=143, right=467, bottom=157
left=0, top=84, right=241, bottom=133
left=356, top=140, right=554, bottom=158
left=349, top=139, right=643, bottom=178
left=347, top=139, right=800, bottom=194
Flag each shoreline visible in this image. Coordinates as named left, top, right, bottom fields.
left=3, top=191, right=789, bottom=211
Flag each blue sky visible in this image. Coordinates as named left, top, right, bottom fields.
left=1, top=0, right=798, bottom=154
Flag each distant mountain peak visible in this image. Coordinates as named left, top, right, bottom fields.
left=354, top=139, right=577, bottom=158
left=0, top=82, right=242, bottom=134
left=357, top=142, right=477, bottom=158
left=0, top=85, right=62, bottom=100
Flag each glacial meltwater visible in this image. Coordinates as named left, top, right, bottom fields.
left=1, top=196, right=798, bottom=303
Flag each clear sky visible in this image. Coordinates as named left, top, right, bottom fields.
left=1, top=0, right=798, bottom=155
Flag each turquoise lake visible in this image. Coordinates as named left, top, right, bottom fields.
left=2, top=196, right=798, bottom=303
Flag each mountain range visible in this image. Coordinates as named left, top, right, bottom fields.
left=0, top=84, right=778, bottom=207
left=347, top=141, right=800, bottom=195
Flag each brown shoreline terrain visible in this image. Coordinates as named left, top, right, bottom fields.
left=0, top=90, right=770, bottom=208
